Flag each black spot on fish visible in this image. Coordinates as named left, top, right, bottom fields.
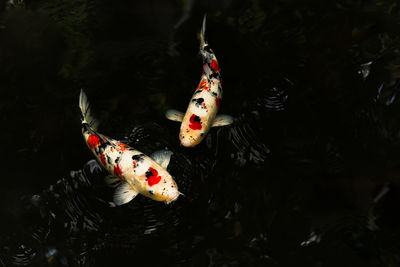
left=212, top=92, right=218, bottom=97
left=97, top=146, right=104, bottom=154
left=193, top=115, right=201, bottom=122
left=209, top=72, right=220, bottom=80
left=132, top=154, right=145, bottom=162
left=98, top=141, right=109, bottom=150
left=114, top=157, right=120, bottom=164
left=107, top=155, right=112, bottom=165
left=200, top=132, right=204, bottom=136
left=192, top=98, right=206, bottom=109
left=192, top=97, right=204, bottom=104
left=82, top=123, right=90, bottom=131
left=145, top=169, right=154, bottom=178
left=194, top=89, right=202, bottom=95
left=149, top=190, right=154, bottom=195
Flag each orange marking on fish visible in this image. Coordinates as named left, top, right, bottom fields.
left=117, top=142, right=130, bottom=151
left=197, top=78, right=209, bottom=90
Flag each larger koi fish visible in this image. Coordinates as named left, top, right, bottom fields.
left=79, top=90, right=179, bottom=205
left=166, top=15, right=233, bottom=147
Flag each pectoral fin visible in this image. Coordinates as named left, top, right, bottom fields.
left=150, top=149, right=173, bottom=169
left=104, top=175, right=121, bottom=188
left=166, top=109, right=184, bottom=122
left=212, top=114, right=233, bottom=127
left=113, top=182, right=139, bottom=206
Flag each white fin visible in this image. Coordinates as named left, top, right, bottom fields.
left=150, top=149, right=173, bottom=169
left=113, top=182, right=139, bottom=206
left=212, top=114, right=234, bottom=127
left=79, top=89, right=99, bottom=130
left=166, top=109, right=184, bottom=122
left=104, top=175, right=121, bottom=188
left=200, top=14, right=207, bottom=51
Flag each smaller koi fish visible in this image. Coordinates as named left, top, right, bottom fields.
left=166, top=15, right=233, bottom=147
left=79, top=90, right=180, bottom=205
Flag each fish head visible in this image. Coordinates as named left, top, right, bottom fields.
left=161, top=178, right=180, bottom=204
left=142, top=165, right=180, bottom=203
left=179, top=131, right=204, bottom=147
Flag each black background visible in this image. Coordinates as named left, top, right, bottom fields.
left=1, top=0, right=400, bottom=266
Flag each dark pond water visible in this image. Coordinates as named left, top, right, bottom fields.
left=1, top=0, right=400, bottom=266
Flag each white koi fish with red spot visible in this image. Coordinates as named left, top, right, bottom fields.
left=79, top=90, right=180, bottom=205
left=166, top=15, right=233, bottom=147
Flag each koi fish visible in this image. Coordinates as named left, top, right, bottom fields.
left=79, top=90, right=180, bottom=205
left=166, top=15, right=233, bottom=147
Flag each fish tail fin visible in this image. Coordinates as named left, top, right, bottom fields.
left=79, top=89, right=99, bottom=131
left=199, top=14, right=208, bottom=51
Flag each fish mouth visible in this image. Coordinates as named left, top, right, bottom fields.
left=180, top=140, right=196, bottom=147
left=179, top=134, right=200, bottom=147
left=164, top=191, right=180, bottom=204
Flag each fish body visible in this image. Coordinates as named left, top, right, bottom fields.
left=79, top=90, right=179, bottom=205
left=166, top=15, right=233, bottom=147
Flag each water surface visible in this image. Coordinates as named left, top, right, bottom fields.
left=1, top=0, right=400, bottom=266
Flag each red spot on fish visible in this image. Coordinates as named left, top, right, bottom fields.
left=211, top=60, right=219, bottom=72
left=215, top=97, right=221, bottom=107
left=146, top=167, right=162, bottom=186
left=100, top=152, right=107, bottom=166
left=87, top=134, right=100, bottom=149
left=132, top=160, right=137, bottom=167
left=189, top=114, right=202, bottom=130
left=113, top=165, right=123, bottom=178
